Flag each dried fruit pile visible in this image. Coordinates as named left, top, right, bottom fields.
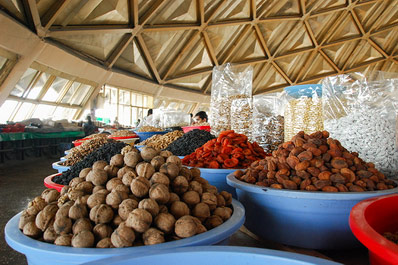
left=20, top=147, right=233, bottom=248
left=234, top=131, right=397, bottom=192
left=165, top=129, right=215, bottom=156
left=138, top=130, right=184, bottom=150
left=182, top=130, right=268, bottom=169
left=64, top=137, right=112, bottom=166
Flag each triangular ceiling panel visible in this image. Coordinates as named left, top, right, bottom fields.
left=54, top=0, right=129, bottom=26
left=204, top=0, right=226, bottom=22
left=113, top=39, right=152, bottom=79
left=253, top=63, right=288, bottom=92
left=305, top=0, right=346, bottom=14
left=322, top=40, right=360, bottom=69
left=141, top=30, right=195, bottom=78
left=206, top=24, right=247, bottom=62
left=344, top=40, right=384, bottom=70
left=275, top=22, right=314, bottom=56
left=170, top=73, right=211, bottom=91
left=346, top=60, right=385, bottom=76
left=228, top=29, right=266, bottom=63
left=138, top=0, right=160, bottom=20
left=0, top=0, right=26, bottom=23
left=52, top=33, right=125, bottom=61
left=354, top=1, right=397, bottom=32
left=208, top=0, right=249, bottom=23
left=36, top=0, right=57, bottom=18
left=275, top=51, right=312, bottom=81
left=371, top=30, right=398, bottom=56
left=170, top=35, right=213, bottom=78
left=299, top=52, right=337, bottom=81
left=257, top=20, right=299, bottom=55
left=308, top=11, right=344, bottom=44
left=380, top=60, right=398, bottom=73
left=257, top=0, right=300, bottom=18
left=146, top=0, right=197, bottom=25
left=325, top=13, right=361, bottom=44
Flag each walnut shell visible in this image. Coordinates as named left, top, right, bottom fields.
left=96, top=237, right=114, bottom=248
left=23, top=221, right=41, bottom=238
left=117, top=166, right=135, bottom=178
left=138, top=198, right=160, bottom=217
left=179, top=167, right=192, bottom=181
left=86, top=169, right=108, bottom=186
left=182, top=191, right=200, bottom=206
left=87, top=192, right=107, bottom=209
left=118, top=199, right=139, bottom=220
left=43, top=226, right=57, bottom=243
left=106, top=190, right=129, bottom=209
left=19, top=210, right=36, bottom=230
left=72, top=230, right=95, bottom=248
left=149, top=183, right=170, bottom=204
left=136, top=162, right=155, bottom=179
left=54, top=234, right=72, bottom=246
left=90, top=204, right=114, bottom=224
left=27, top=196, right=46, bottom=215
left=124, top=152, right=142, bottom=168
left=188, top=181, right=203, bottom=195
left=192, top=202, right=210, bottom=221
left=72, top=218, right=93, bottom=234
left=201, top=192, right=217, bottom=210
left=126, top=208, right=152, bottom=233
left=150, top=172, right=170, bottom=187
left=60, top=185, right=70, bottom=196
left=151, top=156, right=165, bottom=171
left=93, top=224, right=113, bottom=241
left=130, top=177, right=151, bottom=198
left=68, top=199, right=88, bottom=220
left=172, top=176, right=189, bottom=194
left=190, top=168, right=201, bottom=178
left=104, top=165, right=119, bottom=178
left=143, top=228, right=165, bottom=245
left=36, top=204, right=58, bottom=231
left=110, top=154, right=124, bottom=167
left=106, top=178, right=123, bottom=191
left=53, top=216, right=72, bottom=234
left=92, top=160, right=108, bottom=171
left=141, top=146, right=159, bottom=162
left=204, top=215, right=223, bottom=230
left=92, top=186, right=107, bottom=194
left=213, top=207, right=233, bottom=221
left=168, top=192, right=180, bottom=205
left=122, top=171, right=137, bottom=186
left=111, top=223, right=135, bottom=247
left=170, top=201, right=190, bottom=219
left=174, top=215, right=197, bottom=238
left=159, top=163, right=180, bottom=180
left=43, top=189, right=60, bottom=203
left=220, top=191, right=232, bottom=206
left=74, top=181, right=94, bottom=194
left=67, top=190, right=84, bottom=201
left=159, top=150, right=173, bottom=158
left=154, top=213, right=176, bottom=234
left=69, top=178, right=84, bottom=188
left=79, top=168, right=91, bottom=179
left=55, top=201, right=74, bottom=219
left=166, top=156, right=182, bottom=169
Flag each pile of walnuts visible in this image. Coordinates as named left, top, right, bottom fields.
left=19, top=147, right=233, bottom=248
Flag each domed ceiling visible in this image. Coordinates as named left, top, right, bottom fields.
left=1, top=0, right=397, bottom=95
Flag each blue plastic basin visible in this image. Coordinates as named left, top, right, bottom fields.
left=135, top=145, right=145, bottom=151
left=5, top=199, right=245, bottom=265
left=60, top=157, right=67, bottom=162
left=198, top=168, right=237, bottom=198
left=82, top=246, right=340, bottom=265
left=52, top=161, right=70, bottom=173
left=64, top=150, right=70, bottom=155
left=135, top=131, right=167, bottom=142
left=227, top=173, right=398, bottom=249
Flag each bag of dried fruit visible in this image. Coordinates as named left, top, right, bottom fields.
left=322, top=71, right=398, bottom=178
left=209, top=63, right=252, bottom=136
left=252, top=92, right=285, bottom=153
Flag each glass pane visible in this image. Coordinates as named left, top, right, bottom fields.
left=0, top=100, right=18, bottom=123
left=168, top=102, right=178, bottom=110
left=119, top=90, right=130, bottom=105
left=53, top=107, right=76, bottom=120
left=132, top=107, right=138, bottom=125
left=72, top=84, right=92, bottom=105
left=31, top=104, right=56, bottom=120
left=61, top=82, right=80, bottom=104
left=13, top=102, right=34, bottom=122
left=143, top=96, right=148, bottom=107
left=136, top=94, right=143, bottom=107
left=147, top=96, right=153, bottom=108
left=27, top=72, right=50, bottom=99
left=11, top=68, right=37, bottom=97
left=131, top=93, right=137, bottom=106
left=118, top=105, right=131, bottom=126
left=0, top=57, right=6, bottom=69
left=42, top=76, right=69, bottom=102
left=111, top=88, right=118, bottom=103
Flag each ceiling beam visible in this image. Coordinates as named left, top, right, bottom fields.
left=105, top=33, right=134, bottom=68
left=253, top=24, right=271, bottom=58
left=250, top=0, right=256, bottom=20
left=24, top=0, right=44, bottom=35
left=202, top=31, right=219, bottom=66
left=42, top=0, right=71, bottom=32
left=136, top=34, right=162, bottom=84
left=221, top=25, right=252, bottom=64
left=318, top=49, right=341, bottom=73
left=271, top=61, right=293, bottom=85
left=60, top=0, right=89, bottom=27
left=198, top=0, right=204, bottom=25
left=7, top=95, right=81, bottom=109
left=48, top=26, right=134, bottom=37
left=143, top=24, right=200, bottom=32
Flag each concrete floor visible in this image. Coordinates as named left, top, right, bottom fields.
left=0, top=156, right=370, bottom=265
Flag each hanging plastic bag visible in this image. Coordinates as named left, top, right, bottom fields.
left=252, top=92, right=285, bottom=153
left=322, top=72, right=398, bottom=178
left=231, top=98, right=253, bottom=138
left=209, top=63, right=253, bottom=136
left=283, top=84, right=323, bottom=142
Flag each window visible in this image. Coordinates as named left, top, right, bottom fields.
left=10, top=68, right=38, bottom=97
left=42, top=76, right=69, bottom=102
left=0, top=100, right=18, bottom=123
left=31, top=104, right=56, bottom=120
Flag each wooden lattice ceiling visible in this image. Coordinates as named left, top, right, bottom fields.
left=0, top=0, right=397, bottom=95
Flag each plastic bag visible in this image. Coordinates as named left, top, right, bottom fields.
left=252, top=92, right=284, bottom=153
left=162, top=110, right=190, bottom=128
left=283, top=84, right=323, bottom=142
left=231, top=98, right=252, bottom=138
left=209, top=63, right=253, bottom=135
left=322, top=72, right=398, bottom=178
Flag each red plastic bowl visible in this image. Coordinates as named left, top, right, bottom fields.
left=108, top=135, right=139, bottom=140
left=43, top=173, right=64, bottom=192
left=349, top=194, right=398, bottom=265
left=182, top=126, right=211, bottom=133
left=72, top=137, right=91, bottom=147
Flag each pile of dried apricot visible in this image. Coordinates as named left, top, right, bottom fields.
left=182, top=130, right=268, bottom=169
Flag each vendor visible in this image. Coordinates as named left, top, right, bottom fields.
left=136, top=109, right=153, bottom=129
left=193, top=111, right=208, bottom=124
left=83, top=115, right=96, bottom=136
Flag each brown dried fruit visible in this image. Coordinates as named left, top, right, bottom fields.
left=72, top=218, right=93, bottom=234
left=110, top=154, right=124, bottom=167
left=314, top=179, right=332, bottom=189
left=89, top=204, right=114, bottom=224
left=130, top=176, right=151, bottom=198
left=149, top=183, right=170, bottom=204
left=170, top=201, right=190, bottom=219
left=174, top=215, right=197, bottom=238
left=111, top=223, right=136, bottom=247
left=118, top=198, right=139, bottom=220
left=282, top=179, right=297, bottom=190
left=295, top=161, right=310, bottom=171
left=349, top=185, right=365, bottom=192
left=154, top=213, right=176, bottom=234
left=297, top=151, right=313, bottom=161
left=139, top=198, right=160, bottom=217
left=126, top=208, right=153, bottom=233
left=143, top=228, right=165, bottom=245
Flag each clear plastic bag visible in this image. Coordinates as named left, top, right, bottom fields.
left=283, top=84, right=323, bottom=142
left=252, top=92, right=284, bottom=153
left=231, top=98, right=252, bottom=138
left=322, top=72, right=398, bottom=178
left=209, top=63, right=253, bottom=135
left=162, top=110, right=190, bottom=128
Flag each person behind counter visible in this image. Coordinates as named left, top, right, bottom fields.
left=193, top=111, right=208, bottom=124
left=136, top=109, right=153, bottom=129
left=83, top=115, right=96, bottom=136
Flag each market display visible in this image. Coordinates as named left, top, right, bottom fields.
left=165, top=129, right=215, bottom=156
left=64, top=137, right=113, bottom=166
left=54, top=142, right=127, bottom=185
left=235, top=130, right=396, bottom=192
left=19, top=148, right=233, bottom=248
left=85, top=133, right=108, bottom=139
left=137, top=130, right=184, bottom=150
left=182, top=130, right=268, bottom=169
left=284, top=85, right=323, bottom=142
left=110, top=130, right=138, bottom=137
left=231, top=98, right=252, bottom=139
left=121, top=145, right=137, bottom=155
left=136, top=126, right=163, bottom=132
left=252, top=93, right=284, bottom=153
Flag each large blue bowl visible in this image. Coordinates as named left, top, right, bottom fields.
left=5, top=199, right=245, bottom=265
left=51, top=161, right=70, bottom=173
left=82, top=246, right=340, bottom=265
left=135, top=131, right=167, bottom=142
left=227, top=173, right=398, bottom=249
left=198, top=168, right=237, bottom=198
